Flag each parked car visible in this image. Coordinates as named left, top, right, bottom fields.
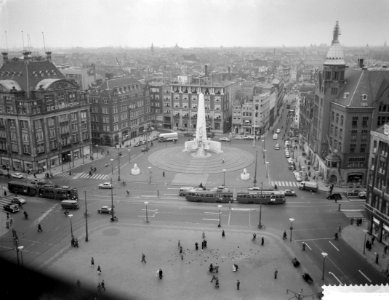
left=141, top=147, right=150, bottom=152
left=3, top=203, right=20, bottom=213
left=274, top=143, right=280, bottom=150
left=98, top=182, right=112, bottom=189
left=243, top=135, right=255, bottom=140
left=276, top=128, right=281, bottom=134
left=327, top=193, right=342, bottom=200
left=134, top=141, right=141, bottom=147
left=219, top=137, right=231, bottom=142
left=10, top=196, right=26, bottom=205
left=285, top=152, right=290, bottom=158
left=292, top=257, right=300, bottom=267
left=287, top=158, right=294, bottom=164
left=97, top=206, right=112, bottom=214
left=358, top=191, right=367, bottom=199
left=284, top=189, right=296, bottom=196
left=345, top=189, right=366, bottom=198
left=11, top=172, right=24, bottom=179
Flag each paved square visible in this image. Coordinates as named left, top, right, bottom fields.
left=171, top=173, right=209, bottom=186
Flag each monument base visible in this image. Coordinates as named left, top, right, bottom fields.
left=131, top=163, right=140, bottom=175
left=184, top=139, right=223, bottom=157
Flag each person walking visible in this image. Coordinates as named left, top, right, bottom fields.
left=222, top=230, right=225, bottom=238
left=91, top=257, right=95, bottom=267
left=101, top=280, right=105, bottom=291
left=97, top=265, right=102, bottom=275
left=141, top=253, right=146, bottom=263
left=178, top=240, right=181, bottom=249
left=195, top=242, right=198, bottom=250
left=210, top=274, right=217, bottom=283
left=202, top=232, right=206, bottom=239
left=252, top=233, right=256, bottom=241
left=162, top=171, right=165, bottom=177
left=274, top=269, right=278, bottom=279
left=236, top=280, right=240, bottom=290
left=261, top=237, right=264, bottom=246
left=37, top=223, right=43, bottom=232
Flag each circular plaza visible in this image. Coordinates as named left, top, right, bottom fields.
left=148, top=145, right=254, bottom=174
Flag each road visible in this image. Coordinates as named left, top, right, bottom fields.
left=0, top=109, right=386, bottom=292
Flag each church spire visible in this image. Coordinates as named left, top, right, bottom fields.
left=324, top=21, right=345, bottom=66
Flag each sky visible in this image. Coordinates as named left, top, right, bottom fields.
left=0, top=0, right=388, bottom=49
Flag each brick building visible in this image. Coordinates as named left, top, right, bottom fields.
left=0, top=51, right=91, bottom=173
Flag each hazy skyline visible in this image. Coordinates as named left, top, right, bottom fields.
left=0, top=0, right=388, bottom=50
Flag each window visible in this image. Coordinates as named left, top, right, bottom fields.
left=340, top=115, right=344, bottom=126
left=336, top=113, right=339, bottom=123
left=350, top=143, right=356, bottom=153
left=331, top=87, right=338, bottom=95
left=352, top=116, right=358, bottom=128
left=362, top=116, right=369, bottom=128
left=102, top=107, right=109, bottom=114
left=360, top=143, right=367, bottom=153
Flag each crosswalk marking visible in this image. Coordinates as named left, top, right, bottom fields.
left=270, top=180, right=299, bottom=187
left=57, top=172, right=109, bottom=180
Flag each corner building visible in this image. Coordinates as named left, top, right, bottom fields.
left=0, top=51, right=91, bottom=173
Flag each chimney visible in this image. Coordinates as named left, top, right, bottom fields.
left=358, top=58, right=364, bottom=69
left=46, top=51, right=52, bottom=62
left=204, top=65, right=208, bottom=77
left=1, top=52, right=8, bottom=64
left=23, top=50, right=31, bottom=60
left=228, top=66, right=231, bottom=80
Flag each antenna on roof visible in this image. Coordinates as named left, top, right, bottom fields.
left=42, top=32, right=47, bottom=52
left=4, top=30, right=9, bottom=52
left=21, top=30, right=25, bottom=51
left=27, top=33, right=32, bottom=51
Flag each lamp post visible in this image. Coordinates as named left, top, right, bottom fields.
left=217, top=204, right=222, bottom=228
left=263, top=149, right=267, bottom=162
left=68, top=214, right=74, bottom=241
left=258, top=181, right=263, bottom=229
left=117, top=152, right=121, bottom=181
left=128, top=148, right=131, bottom=164
left=84, top=191, right=89, bottom=242
left=17, top=245, right=24, bottom=266
left=265, top=161, right=270, bottom=184
left=95, top=144, right=99, bottom=159
left=222, top=169, right=226, bottom=186
left=253, top=150, right=258, bottom=186
left=110, top=158, right=114, bottom=176
left=148, top=166, right=152, bottom=184
left=321, top=252, right=328, bottom=281
left=289, top=217, right=295, bottom=242
left=363, top=229, right=368, bottom=254
left=68, top=153, right=72, bottom=172
left=144, top=201, right=149, bottom=223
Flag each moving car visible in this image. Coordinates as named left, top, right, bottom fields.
left=61, top=200, right=79, bottom=209
left=287, top=158, right=294, bottom=164
left=219, top=137, right=231, bottom=142
left=276, top=128, right=281, bottom=134
left=272, top=133, right=278, bottom=140
left=345, top=189, right=366, bottom=198
left=11, top=172, right=24, bottom=179
left=179, top=186, right=205, bottom=196
left=293, top=172, right=302, bottom=182
left=274, top=143, right=280, bottom=150
left=298, top=181, right=318, bottom=192
left=283, top=189, right=296, bottom=196
left=358, top=191, right=367, bottom=199
left=97, top=205, right=112, bottom=214
left=3, top=203, right=20, bottom=213
left=285, top=152, right=290, bottom=158
left=98, top=182, right=112, bottom=189
left=243, top=135, right=255, bottom=140
left=10, top=196, right=26, bottom=205
left=134, top=141, right=141, bottom=147
left=326, top=193, right=342, bottom=200
left=141, top=147, right=149, bottom=152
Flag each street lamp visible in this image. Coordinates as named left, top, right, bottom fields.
left=253, top=150, right=258, bottom=186
left=148, top=166, right=152, bottom=184
left=321, top=252, right=328, bottom=281
left=258, top=181, right=263, bottom=229
left=68, top=214, right=74, bottom=241
left=363, top=229, right=368, bottom=254
left=17, top=245, right=24, bottom=266
left=222, top=169, right=226, bottom=186
left=217, top=204, right=222, bottom=228
left=265, top=161, right=270, bottom=184
left=110, top=158, right=114, bottom=177
left=128, top=148, right=131, bottom=164
left=144, top=201, right=149, bottom=223
left=95, top=144, right=99, bottom=159
left=68, top=153, right=72, bottom=172
left=289, top=217, right=295, bottom=242
left=263, top=149, right=267, bottom=162
left=117, top=152, right=122, bottom=181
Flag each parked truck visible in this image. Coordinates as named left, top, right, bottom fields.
left=298, top=181, right=318, bottom=192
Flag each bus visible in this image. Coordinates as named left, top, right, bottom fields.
left=158, top=132, right=178, bottom=142
left=8, top=180, right=78, bottom=200
left=185, top=190, right=233, bottom=203
left=236, top=190, right=286, bottom=204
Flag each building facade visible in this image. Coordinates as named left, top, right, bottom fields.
left=307, top=22, right=389, bottom=185
left=366, top=124, right=389, bottom=246
left=0, top=51, right=91, bottom=173
left=162, top=83, right=237, bottom=134
left=89, top=77, right=151, bottom=146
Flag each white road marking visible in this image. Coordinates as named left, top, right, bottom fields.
left=358, top=270, right=372, bottom=283
left=72, top=173, right=82, bottom=179
left=141, top=195, right=158, bottom=198
left=202, top=218, right=219, bottom=221
left=328, top=241, right=339, bottom=251
left=341, top=209, right=364, bottom=212
left=204, top=212, right=219, bottom=215
left=167, top=187, right=180, bottom=190
left=164, top=193, right=178, bottom=196
left=302, top=242, right=312, bottom=250
left=328, top=272, right=343, bottom=285
left=231, top=208, right=253, bottom=211
left=34, top=204, right=58, bottom=226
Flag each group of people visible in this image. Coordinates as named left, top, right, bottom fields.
left=89, top=166, right=97, bottom=176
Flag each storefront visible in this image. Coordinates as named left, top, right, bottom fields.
left=372, top=217, right=381, bottom=240
left=382, top=224, right=389, bottom=246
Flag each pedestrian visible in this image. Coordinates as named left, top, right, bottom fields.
left=236, top=280, right=240, bottom=290
left=179, top=246, right=183, bottom=254
left=201, top=241, right=204, bottom=250
left=372, top=236, right=375, bottom=246
left=101, top=280, right=105, bottom=291
left=283, top=230, right=287, bottom=240
left=178, top=240, right=181, bottom=249
left=91, top=257, right=95, bottom=267
left=338, top=225, right=342, bottom=233
left=6, top=212, right=9, bottom=219
left=222, top=230, right=225, bottom=237
left=195, top=242, right=198, bottom=250
left=384, top=245, right=388, bottom=255
left=252, top=233, right=256, bottom=241
left=302, top=242, right=306, bottom=251
left=163, top=171, right=165, bottom=177
left=274, top=269, right=278, bottom=279
left=222, top=159, right=224, bottom=164
left=37, top=223, right=43, bottom=232
left=181, top=253, right=184, bottom=260
left=375, top=252, right=379, bottom=264
left=97, top=283, right=102, bottom=293
left=97, top=265, right=102, bottom=274
left=210, top=274, right=217, bottom=283
left=76, top=280, right=81, bottom=288
left=204, top=240, right=207, bottom=248
left=261, top=237, right=264, bottom=246
left=141, top=253, right=146, bottom=263
left=4, top=190, right=7, bottom=196
left=202, top=232, right=206, bottom=239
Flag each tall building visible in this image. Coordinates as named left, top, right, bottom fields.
left=366, top=124, right=389, bottom=246
left=89, top=77, right=151, bottom=146
left=58, top=65, right=96, bottom=90
left=307, top=22, right=389, bottom=185
left=0, top=51, right=91, bottom=173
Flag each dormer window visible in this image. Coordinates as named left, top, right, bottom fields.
left=361, top=94, right=367, bottom=101
left=343, top=92, right=349, bottom=99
